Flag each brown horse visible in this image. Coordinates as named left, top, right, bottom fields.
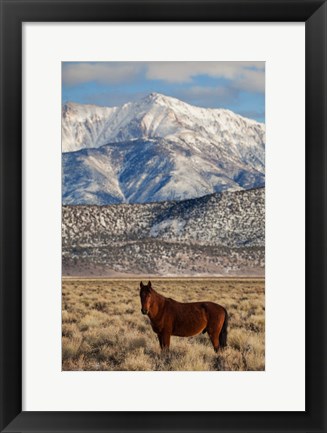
left=139, top=281, right=228, bottom=352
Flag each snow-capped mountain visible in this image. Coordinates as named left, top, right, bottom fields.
left=62, top=103, right=115, bottom=152
left=62, top=93, right=265, bottom=205
left=62, top=187, right=265, bottom=277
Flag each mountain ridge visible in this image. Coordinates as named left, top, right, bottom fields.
left=62, top=187, right=264, bottom=277
left=62, top=93, right=265, bottom=205
left=62, top=92, right=264, bottom=153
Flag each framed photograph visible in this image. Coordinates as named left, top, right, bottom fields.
left=61, top=60, right=266, bottom=373
left=0, top=0, right=326, bottom=432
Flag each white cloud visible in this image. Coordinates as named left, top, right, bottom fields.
left=236, top=69, right=265, bottom=93
left=62, top=61, right=265, bottom=94
left=186, top=86, right=234, bottom=98
left=146, top=61, right=265, bottom=92
left=62, top=62, right=144, bottom=86
left=175, top=85, right=239, bottom=108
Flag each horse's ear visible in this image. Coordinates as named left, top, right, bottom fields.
left=148, top=281, right=152, bottom=289
left=140, top=281, right=144, bottom=288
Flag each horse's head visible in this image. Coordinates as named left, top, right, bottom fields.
left=140, top=281, right=153, bottom=315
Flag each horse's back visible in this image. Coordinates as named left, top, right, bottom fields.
left=166, top=299, right=225, bottom=337
left=168, top=299, right=225, bottom=317
left=200, top=301, right=226, bottom=316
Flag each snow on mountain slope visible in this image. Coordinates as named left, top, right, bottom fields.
left=62, top=187, right=265, bottom=276
left=62, top=102, right=116, bottom=152
left=62, top=93, right=265, bottom=158
left=62, top=93, right=265, bottom=205
left=62, top=137, right=264, bottom=205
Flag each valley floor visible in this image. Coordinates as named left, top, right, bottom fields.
left=62, top=277, right=265, bottom=371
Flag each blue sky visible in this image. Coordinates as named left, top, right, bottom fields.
left=62, top=61, right=265, bottom=122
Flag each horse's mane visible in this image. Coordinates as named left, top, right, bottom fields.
left=152, top=288, right=167, bottom=301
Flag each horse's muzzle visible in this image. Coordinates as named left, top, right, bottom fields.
left=141, top=308, right=148, bottom=315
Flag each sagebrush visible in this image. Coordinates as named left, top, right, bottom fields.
left=62, top=278, right=264, bottom=371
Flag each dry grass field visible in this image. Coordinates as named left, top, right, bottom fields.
left=62, top=278, right=265, bottom=371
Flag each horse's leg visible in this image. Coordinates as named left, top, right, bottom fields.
left=161, top=332, right=171, bottom=352
left=208, top=328, right=220, bottom=352
left=207, top=316, right=224, bottom=353
left=157, top=333, right=163, bottom=350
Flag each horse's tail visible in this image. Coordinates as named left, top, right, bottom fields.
left=219, top=308, right=228, bottom=348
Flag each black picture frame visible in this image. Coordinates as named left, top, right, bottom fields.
left=0, top=1, right=326, bottom=432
